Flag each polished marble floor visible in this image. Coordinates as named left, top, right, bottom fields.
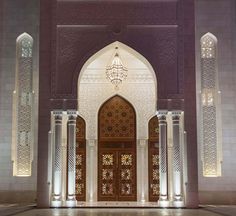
left=2, top=204, right=236, bottom=216
left=10, top=208, right=223, bottom=216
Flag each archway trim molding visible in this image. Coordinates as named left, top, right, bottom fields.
left=77, top=41, right=158, bottom=100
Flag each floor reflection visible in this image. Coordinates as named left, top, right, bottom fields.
left=13, top=208, right=222, bottom=216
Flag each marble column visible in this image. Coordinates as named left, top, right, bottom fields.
left=51, top=110, right=63, bottom=207
left=157, top=111, right=169, bottom=207
left=139, top=139, right=147, bottom=202
left=47, top=131, right=52, bottom=204
left=88, top=139, right=95, bottom=202
left=171, top=111, right=184, bottom=207
left=66, top=110, right=77, bottom=206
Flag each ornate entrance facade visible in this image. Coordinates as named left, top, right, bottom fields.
left=39, top=0, right=197, bottom=208
left=48, top=42, right=187, bottom=207
left=49, top=110, right=186, bottom=207
left=98, top=96, right=137, bottom=201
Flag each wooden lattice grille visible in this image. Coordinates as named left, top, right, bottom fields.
left=148, top=116, right=160, bottom=201
left=98, top=96, right=137, bottom=201
left=99, top=96, right=135, bottom=140
left=75, top=116, right=86, bottom=201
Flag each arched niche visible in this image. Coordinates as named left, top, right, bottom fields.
left=78, top=41, right=157, bottom=140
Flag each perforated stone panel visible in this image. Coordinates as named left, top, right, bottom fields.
left=200, top=33, right=221, bottom=177
left=13, top=34, right=34, bottom=176
left=201, top=35, right=216, bottom=59
left=202, top=106, right=217, bottom=176
left=173, top=137, right=181, bottom=173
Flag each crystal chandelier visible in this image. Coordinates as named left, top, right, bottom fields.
left=106, top=47, right=128, bottom=90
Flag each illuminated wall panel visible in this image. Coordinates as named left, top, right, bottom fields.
left=12, top=33, right=34, bottom=176
left=200, top=33, right=222, bottom=177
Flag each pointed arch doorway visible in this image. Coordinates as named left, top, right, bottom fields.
left=98, top=95, right=137, bottom=201
left=77, top=41, right=158, bottom=203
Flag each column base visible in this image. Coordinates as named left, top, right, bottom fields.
left=173, top=200, right=184, bottom=207
left=158, top=199, right=170, bottom=207
left=173, top=195, right=184, bottom=207
left=141, top=199, right=145, bottom=203
left=66, top=199, right=77, bottom=207
left=51, top=200, right=62, bottom=207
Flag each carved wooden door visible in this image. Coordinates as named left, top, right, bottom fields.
left=98, top=96, right=136, bottom=201
left=75, top=116, right=86, bottom=201
left=148, top=116, right=160, bottom=201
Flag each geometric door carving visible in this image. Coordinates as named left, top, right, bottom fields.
left=148, top=116, right=160, bottom=201
left=75, top=116, right=86, bottom=201
left=98, top=95, right=137, bottom=201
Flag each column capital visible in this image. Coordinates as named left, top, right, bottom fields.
left=171, top=111, right=182, bottom=121
left=52, top=110, right=63, bottom=121
left=52, top=110, right=63, bottom=122
left=156, top=110, right=168, bottom=116
left=67, top=110, right=78, bottom=121
left=52, top=110, right=63, bottom=115
left=171, top=110, right=182, bottom=116
left=156, top=110, right=168, bottom=121
left=67, top=110, right=78, bottom=116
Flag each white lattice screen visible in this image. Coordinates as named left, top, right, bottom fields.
left=200, top=33, right=222, bottom=177
left=12, top=33, right=34, bottom=176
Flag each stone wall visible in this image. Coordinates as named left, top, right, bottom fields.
left=0, top=0, right=39, bottom=203
left=1, top=0, right=236, bottom=205
left=196, top=0, right=236, bottom=204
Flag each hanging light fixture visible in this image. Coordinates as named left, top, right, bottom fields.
left=106, top=47, right=128, bottom=90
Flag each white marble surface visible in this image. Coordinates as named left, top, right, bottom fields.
left=3, top=204, right=236, bottom=216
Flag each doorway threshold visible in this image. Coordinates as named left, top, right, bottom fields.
left=75, top=202, right=159, bottom=208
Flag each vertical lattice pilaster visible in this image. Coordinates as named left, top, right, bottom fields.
left=67, top=110, right=77, bottom=203
left=52, top=111, right=63, bottom=202
left=200, top=33, right=222, bottom=177
left=171, top=111, right=183, bottom=203
left=157, top=111, right=168, bottom=203
left=12, top=33, right=34, bottom=176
